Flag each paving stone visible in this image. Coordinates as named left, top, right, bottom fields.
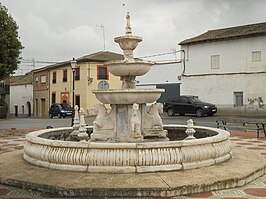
left=0, top=187, right=10, bottom=196
left=243, top=188, right=266, bottom=197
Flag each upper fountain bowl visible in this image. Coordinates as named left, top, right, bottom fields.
left=93, top=89, right=164, bottom=104
left=114, top=35, right=142, bottom=51
left=104, top=59, right=154, bottom=77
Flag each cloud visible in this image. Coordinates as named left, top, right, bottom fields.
left=2, top=0, right=266, bottom=75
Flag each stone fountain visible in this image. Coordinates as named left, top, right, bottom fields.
left=91, top=12, right=167, bottom=143
left=23, top=13, right=232, bottom=174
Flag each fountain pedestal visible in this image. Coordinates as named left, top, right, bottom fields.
left=89, top=103, right=167, bottom=142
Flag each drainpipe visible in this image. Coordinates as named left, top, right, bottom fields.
left=178, top=49, right=186, bottom=80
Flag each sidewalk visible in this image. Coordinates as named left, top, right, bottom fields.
left=0, top=128, right=265, bottom=199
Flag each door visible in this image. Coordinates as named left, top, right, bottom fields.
left=180, top=97, right=193, bottom=114
left=14, top=106, right=18, bottom=117
left=27, top=101, right=31, bottom=117
left=41, top=99, right=45, bottom=117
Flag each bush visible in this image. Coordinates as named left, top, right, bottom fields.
left=0, top=98, right=8, bottom=119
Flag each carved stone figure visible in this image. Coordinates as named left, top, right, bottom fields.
left=121, top=76, right=136, bottom=89
left=130, top=103, right=141, bottom=133
left=142, top=103, right=167, bottom=138
left=89, top=104, right=115, bottom=141
left=128, top=103, right=143, bottom=142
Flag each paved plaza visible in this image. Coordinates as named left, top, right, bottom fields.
left=0, top=128, right=265, bottom=198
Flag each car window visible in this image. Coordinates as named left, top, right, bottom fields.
left=181, top=98, right=189, bottom=103
left=190, top=97, right=201, bottom=103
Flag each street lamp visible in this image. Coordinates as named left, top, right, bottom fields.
left=70, top=57, right=76, bottom=126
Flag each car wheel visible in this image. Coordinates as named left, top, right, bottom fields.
left=167, top=108, right=174, bottom=117
left=49, top=113, right=53, bottom=118
left=57, top=113, right=61, bottom=118
left=195, top=108, right=203, bottom=117
left=63, top=115, right=66, bottom=118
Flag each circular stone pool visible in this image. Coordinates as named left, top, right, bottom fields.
left=23, top=125, right=232, bottom=173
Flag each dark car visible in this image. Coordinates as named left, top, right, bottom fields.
left=163, top=95, right=217, bottom=117
left=49, top=103, right=74, bottom=118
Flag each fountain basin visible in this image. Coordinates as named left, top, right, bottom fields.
left=114, top=35, right=142, bottom=50
left=23, top=125, right=232, bottom=173
left=92, top=89, right=164, bottom=104
left=105, top=60, right=153, bottom=77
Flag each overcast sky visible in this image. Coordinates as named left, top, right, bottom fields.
left=2, top=0, right=266, bottom=82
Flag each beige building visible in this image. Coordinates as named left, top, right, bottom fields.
left=33, top=51, right=123, bottom=117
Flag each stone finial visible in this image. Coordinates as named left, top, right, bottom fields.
left=78, top=108, right=88, bottom=141
left=185, top=119, right=196, bottom=140
left=125, top=12, right=132, bottom=35
left=72, top=105, right=80, bottom=129
left=70, top=105, right=80, bottom=136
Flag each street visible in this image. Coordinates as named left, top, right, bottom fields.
left=0, top=115, right=263, bottom=130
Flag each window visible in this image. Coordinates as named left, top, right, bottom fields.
left=35, top=76, right=39, bottom=86
left=52, top=92, right=56, bottom=104
left=211, top=55, right=220, bottom=69
left=75, top=66, right=80, bottom=80
left=75, top=94, right=80, bottom=108
left=52, top=71, right=56, bottom=84
left=252, top=51, right=261, bottom=62
left=234, top=92, right=243, bottom=107
left=97, top=65, right=109, bottom=80
left=63, top=69, right=67, bottom=82
left=40, top=75, right=46, bottom=84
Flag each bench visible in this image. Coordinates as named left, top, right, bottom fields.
left=216, top=119, right=266, bottom=138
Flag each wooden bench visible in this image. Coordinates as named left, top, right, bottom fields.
left=216, top=119, right=266, bottom=138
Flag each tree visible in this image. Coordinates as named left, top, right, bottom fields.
left=0, top=3, right=23, bottom=80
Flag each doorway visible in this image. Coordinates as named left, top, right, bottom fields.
left=14, top=105, right=18, bottom=117
left=27, top=101, right=31, bottom=117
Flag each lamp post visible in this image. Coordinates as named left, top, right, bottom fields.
left=70, top=57, right=76, bottom=126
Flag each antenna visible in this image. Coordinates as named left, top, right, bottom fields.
left=96, top=24, right=106, bottom=51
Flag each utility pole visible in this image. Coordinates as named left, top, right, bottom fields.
left=96, top=24, right=106, bottom=51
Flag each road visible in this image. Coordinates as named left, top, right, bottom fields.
left=0, top=115, right=257, bottom=130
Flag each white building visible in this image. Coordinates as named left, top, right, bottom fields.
left=179, top=22, right=266, bottom=116
left=9, top=72, right=33, bottom=117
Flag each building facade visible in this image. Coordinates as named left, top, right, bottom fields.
left=33, top=69, right=50, bottom=117
left=179, top=22, right=266, bottom=115
left=32, top=51, right=123, bottom=117
left=8, top=72, right=33, bottom=117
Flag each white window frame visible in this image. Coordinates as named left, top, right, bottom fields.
left=252, top=51, right=261, bottom=62
left=211, top=55, right=220, bottom=69
left=234, top=92, right=243, bottom=107
left=40, top=75, right=47, bottom=84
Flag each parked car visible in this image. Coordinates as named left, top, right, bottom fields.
left=49, top=103, right=74, bottom=118
left=163, top=95, right=217, bottom=117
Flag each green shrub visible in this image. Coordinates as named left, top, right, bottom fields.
left=0, top=98, right=8, bottom=119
